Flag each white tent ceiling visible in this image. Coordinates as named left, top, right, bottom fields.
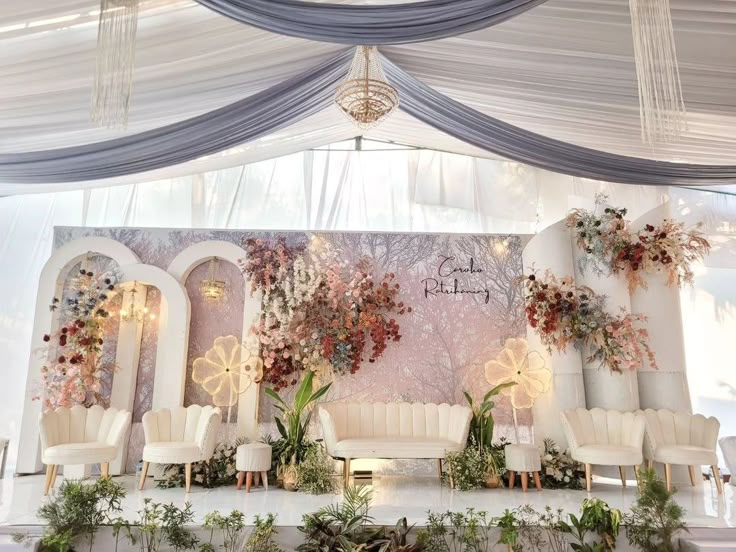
left=1, top=0, right=735, bottom=188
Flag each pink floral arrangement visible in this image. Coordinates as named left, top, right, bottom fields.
left=38, top=268, right=118, bottom=410
left=241, top=237, right=410, bottom=390
left=522, top=271, right=656, bottom=373
left=566, top=196, right=710, bottom=291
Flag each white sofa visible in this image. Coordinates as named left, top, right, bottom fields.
left=641, top=409, right=721, bottom=493
left=318, top=401, right=472, bottom=484
left=140, top=405, right=221, bottom=493
left=561, top=407, right=645, bottom=491
left=39, top=405, right=131, bottom=495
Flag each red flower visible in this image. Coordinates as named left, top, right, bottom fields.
left=58, top=356, right=66, bottom=363
left=43, top=334, right=50, bottom=342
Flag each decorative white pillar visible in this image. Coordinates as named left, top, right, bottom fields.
left=524, top=220, right=586, bottom=447
left=108, top=287, right=147, bottom=474
left=572, top=240, right=640, bottom=412
left=630, top=203, right=691, bottom=412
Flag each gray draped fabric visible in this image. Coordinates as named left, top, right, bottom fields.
left=194, top=0, right=547, bottom=44
left=382, top=57, right=736, bottom=186
left=2, top=48, right=736, bottom=186
left=0, top=50, right=352, bottom=184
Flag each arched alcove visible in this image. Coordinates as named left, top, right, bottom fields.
left=168, top=240, right=262, bottom=439
left=17, top=237, right=139, bottom=474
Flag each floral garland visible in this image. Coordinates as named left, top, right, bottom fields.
left=566, top=196, right=710, bottom=291
left=240, top=237, right=410, bottom=389
left=523, top=271, right=656, bottom=372
left=38, top=267, right=118, bottom=410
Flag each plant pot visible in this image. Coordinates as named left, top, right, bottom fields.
left=282, top=465, right=298, bottom=492
left=484, top=473, right=501, bottom=489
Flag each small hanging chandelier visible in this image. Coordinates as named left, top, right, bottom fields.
left=200, top=258, right=226, bottom=302
left=335, top=46, right=399, bottom=129
left=120, top=282, right=154, bottom=323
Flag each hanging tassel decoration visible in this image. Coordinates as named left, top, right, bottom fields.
left=91, top=0, right=140, bottom=128
left=629, top=0, right=687, bottom=145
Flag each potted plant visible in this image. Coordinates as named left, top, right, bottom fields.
left=266, top=371, right=331, bottom=487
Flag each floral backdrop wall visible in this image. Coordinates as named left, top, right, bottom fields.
left=54, top=228, right=529, bottom=474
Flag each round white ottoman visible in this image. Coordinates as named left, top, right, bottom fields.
left=236, top=443, right=272, bottom=492
left=505, top=444, right=542, bottom=492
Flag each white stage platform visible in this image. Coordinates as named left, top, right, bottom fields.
left=0, top=473, right=733, bottom=529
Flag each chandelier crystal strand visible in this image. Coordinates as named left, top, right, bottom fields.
left=335, top=46, right=399, bottom=129
left=629, top=0, right=687, bottom=145
left=91, top=0, right=140, bottom=128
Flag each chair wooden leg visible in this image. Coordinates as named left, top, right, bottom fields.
left=437, top=458, right=443, bottom=480
left=585, top=464, right=592, bottom=492
left=254, top=471, right=261, bottom=487
left=50, top=465, right=58, bottom=489
left=533, top=471, right=542, bottom=491
left=664, top=464, right=672, bottom=492
left=344, top=458, right=351, bottom=487
left=712, top=465, right=723, bottom=495
left=634, top=465, right=641, bottom=492
left=185, top=463, right=192, bottom=493
left=43, top=465, right=54, bottom=496
left=245, top=472, right=253, bottom=493
left=521, top=472, right=528, bottom=492
left=508, top=470, right=516, bottom=489
left=618, top=466, right=627, bottom=487
left=101, top=462, right=109, bottom=479
left=261, top=471, right=268, bottom=490
left=236, top=471, right=245, bottom=490
left=688, top=465, right=697, bottom=486
left=138, top=461, right=149, bottom=490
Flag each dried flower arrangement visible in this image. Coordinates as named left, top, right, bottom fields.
left=240, top=237, right=410, bottom=389
left=38, top=266, right=119, bottom=410
left=540, top=438, right=586, bottom=490
left=566, top=196, right=710, bottom=291
left=522, top=271, right=656, bottom=372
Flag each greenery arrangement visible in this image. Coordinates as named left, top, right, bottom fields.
left=560, top=498, right=622, bottom=552
left=540, top=439, right=587, bottom=490
left=18, top=470, right=689, bottom=552
left=444, top=385, right=512, bottom=490
left=114, top=499, right=199, bottom=552
left=565, top=195, right=710, bottom=292
left=296, top=445, right=339, bottom=495
left=267, top=371, right=331, bottom=471
left=200, top=510, right=246, bottom=552
left=625, top=468, right=687, bottom=552
left=30, top=478, right=125, bottom=552
left=158, top=439, right=244, bottom=489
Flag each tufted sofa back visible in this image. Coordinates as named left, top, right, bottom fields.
left=142, top=405, right=221, bottom=459
left=39, top=405, right=131, bottom=449
left=561, top=408, right=645, bottom=452
left=641, top=409, right=719, bottom=457
left=319, top=402, right=472, bottom=446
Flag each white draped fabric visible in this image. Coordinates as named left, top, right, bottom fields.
left=1, top=0, right=735, bottom=179
left=2, top=144, right=736, bottom=469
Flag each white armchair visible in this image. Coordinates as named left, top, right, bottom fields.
left=561, top=408, right=645, bottom=491
left=641, top=409, right=721, bottom=494
left=39, top=405, right=131, bottom=495
left=140, top=405, right=221, bottom=493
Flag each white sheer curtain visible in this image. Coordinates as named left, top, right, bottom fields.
left=2, top=144, right=736, bottom=469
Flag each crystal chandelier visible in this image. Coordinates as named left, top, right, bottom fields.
left=120, top=282, right=154, bottom=323
left=200, top=258, right=226, bottom=302
left=335, top=46, right=399, bottom=129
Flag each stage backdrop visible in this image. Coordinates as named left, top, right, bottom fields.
left=54, top=228, right=529, bottom=474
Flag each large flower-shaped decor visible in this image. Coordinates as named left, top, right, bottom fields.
left=484, top=338, right=551, bottom=409
left=192, top=335, right=263, bottom=407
